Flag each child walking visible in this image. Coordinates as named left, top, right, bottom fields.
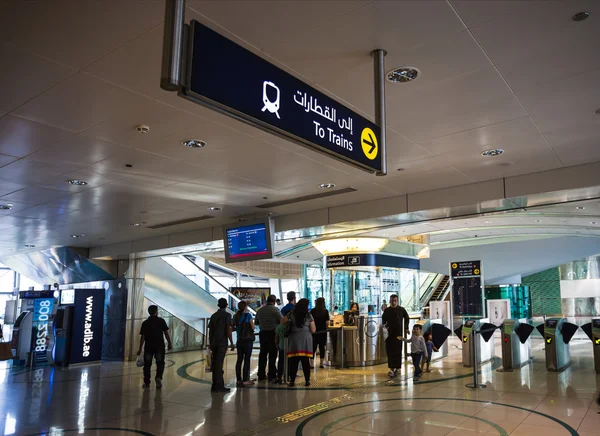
left=421, top=332, right=438, bottom=374
left=399, top=324, right=427, bottom=382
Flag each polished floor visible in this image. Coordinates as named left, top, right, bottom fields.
left=1, top=337, right=599, bottom=435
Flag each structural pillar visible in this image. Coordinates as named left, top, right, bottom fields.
left=124, top=255, right=147, bottom=361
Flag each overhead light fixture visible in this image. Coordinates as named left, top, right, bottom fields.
left=386, top=67, right=420, bottom=83
left=312, top=237, right=389, bottom=255
left=130, top=223, right=142, bottom=227
left=67, top=179, right=88, bottom=186
left=397, top=168, right=405, bottom=172
left=24, top=244, right=35, bottom=248
left=576, top=206, right=585, bottom=210
left=535, top=219, right=542, bottom=223
left=481, top=149, right=504, bottom=157
left=208, top=207, right=222, bottom=211
left=71, top=234, right=85, bottom=238
left=572, top=11, right=590, bottom=21
left=0, top=203, right=13, bottom=210
left=181, top=139, right=206, bottom=149
left=318, top=183, right=336, bottom=189
left=591, top=222, right=598, bottom=225
left=485, top=220, right=492, bottom=224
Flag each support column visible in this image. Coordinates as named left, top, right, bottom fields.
left=124, top=255, right=147, bottom=361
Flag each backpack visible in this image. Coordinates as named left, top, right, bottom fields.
left=235, top=313, right=255, bottom=341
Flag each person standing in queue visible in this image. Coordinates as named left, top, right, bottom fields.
left=310, top=297, right=330, bottom=369
left=232, top=301, right=255, bottom=387
left=382, top=294, right=409, bottom=377
left=254, top=294, right=282, bottom=382
left=283, top=298, right=316, bottom=387
left=137, top=305, right=172, bottom=389
left=208, top=298, right=235, bottom=393
left=281, top=291, right=296, bottom=316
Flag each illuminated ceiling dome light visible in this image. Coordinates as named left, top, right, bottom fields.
left=481, top=149, right=504, bottom=157
left=312, top=237, right=389, bottom=255
left=0, top=203, right=13, bottom=210
left=318, top=183, right=336, bottom=189
left=386, top=67, right=420, bottom=83
left=181, top=139, right=206, bottom=148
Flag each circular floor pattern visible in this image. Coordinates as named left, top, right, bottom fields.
left=177, top=357, right=502, bottom=391
left=26, top=428, right=154, bottom=436
left=295, top=398, right=579, bottom=436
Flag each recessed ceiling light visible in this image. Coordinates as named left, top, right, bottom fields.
left=318, top=183, right=336, bottom=189
left=181, top=139, right=206, bottom=149
left=535, top=219, right=542, bottom=223
left=485, top=220, right=492, bottom=224
left=125, top=164, right=133, bottom=168
left=591, top=222, right=598, bottom=225
left=0, top=203, right=13, bottom=210
left=572, top=11, right=590, bottom=21
left=24, top=244, right=35, bottom=248
left=208, top=207, right=222, bottom=211
left=71, top=234, right=85, bottom=238
left=397, top=168, right=405, bottom=172
left=576, top=206, right=585, bottom=210
left=386, top=67, right=420, bottom=83
left=67, top=179, right=88, bottom=186
left=481, top=149, right=504, bottom=157
left=130, top=223, right=142, bottom=227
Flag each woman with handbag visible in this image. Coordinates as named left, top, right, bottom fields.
left=233, top=301, right=256, bottom=387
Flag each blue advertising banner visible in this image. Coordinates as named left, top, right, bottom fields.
left=32, top=298, right=54, bottom=364
left=182, top=21, right=382, bottom=174
left=69, top=289, right=105, bottom=364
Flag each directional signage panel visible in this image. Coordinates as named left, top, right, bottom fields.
left=182, top=20, right=383, bottom=173
left=450, top=260, right=481, bottom=278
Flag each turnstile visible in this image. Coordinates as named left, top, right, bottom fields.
left=461, top=319, right=495, bottom=367
left=581, top=318, right=600, bottom=374
left=498, top=319, right=534, bottom=371
left=544, top=317, right=579, bottom=372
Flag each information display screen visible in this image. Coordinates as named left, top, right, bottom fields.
left=224, top=219, right=274, bottom=263
left=593, top=319, right=600, bottom=329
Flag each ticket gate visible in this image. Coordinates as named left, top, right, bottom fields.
left=498, top=319, right=534, bottom=371
left=544, top=317, right=579, bottom=372
left=581, top=318, right=600, bottom=374
left=461, top=319, right=496, bottom=367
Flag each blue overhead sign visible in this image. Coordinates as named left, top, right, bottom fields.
left=181, top=20, right=383, bottom=174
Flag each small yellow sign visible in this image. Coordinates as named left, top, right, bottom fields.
left=361, top=127, right=378, bottom=160
left=546, top=337, right=553, bottom=344
left=452, top=263, right=458, bottom=269
left=474, top=268, right=480, bottom=275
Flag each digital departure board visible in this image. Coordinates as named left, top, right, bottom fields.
left=223, top=218, right=274, bottom=263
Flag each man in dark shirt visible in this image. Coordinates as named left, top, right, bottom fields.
left=255, top=294, right=282, bottom=381
left=138, top=305, right=172, bottom=389
left=382, top=294, right=409, bottom=377
left=208, top=298, right=235, bottom=393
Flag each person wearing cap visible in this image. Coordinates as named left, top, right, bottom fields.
left=208, top=298, right=235, bottom=393
left=254, top=294, right=282, bottom=381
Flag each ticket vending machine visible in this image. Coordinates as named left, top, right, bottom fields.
left=461, top=319, right=496, bottom=367
left=498, top=319, right=535, bottom=371
left=11, top=311, right=33, bottom=363
left=544, top=318, right=579, bottom=372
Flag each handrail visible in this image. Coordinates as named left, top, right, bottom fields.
left=179, top=255, right=257, bottom=315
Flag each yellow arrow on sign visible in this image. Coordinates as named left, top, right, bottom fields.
left=360, top=127, right=378, bottom=160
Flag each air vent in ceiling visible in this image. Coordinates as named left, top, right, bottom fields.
left=147, top=215, right=213, bottom=229
left=256, top=187, right=357, bottom=209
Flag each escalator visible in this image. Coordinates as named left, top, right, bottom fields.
left=429, top=275, right=450, bottom=302
left=144, top=256, right=253, bottom=334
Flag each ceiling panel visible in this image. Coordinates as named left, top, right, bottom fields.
left=0, top=115, right=73, bottom=158
left=0, top=158, right=82, bottom=186
left=471, top=0, right=600, bottom=93
left=451, top=0, right=545, bottom=28
left=0, top=0, right=165, bottom=69
left=0, top=42, right=75, bottom=114
left=1, top=186, right=72, bottom=205
left=12, top=73, right=152, bottom=132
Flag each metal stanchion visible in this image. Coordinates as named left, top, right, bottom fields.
left=340, top=325, right=345, bottom=369
left=283, top=337, right=289, bottom=383
left=202, top=317, right=209, bottom=350
left=466, top=329, right=486, bottom=389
